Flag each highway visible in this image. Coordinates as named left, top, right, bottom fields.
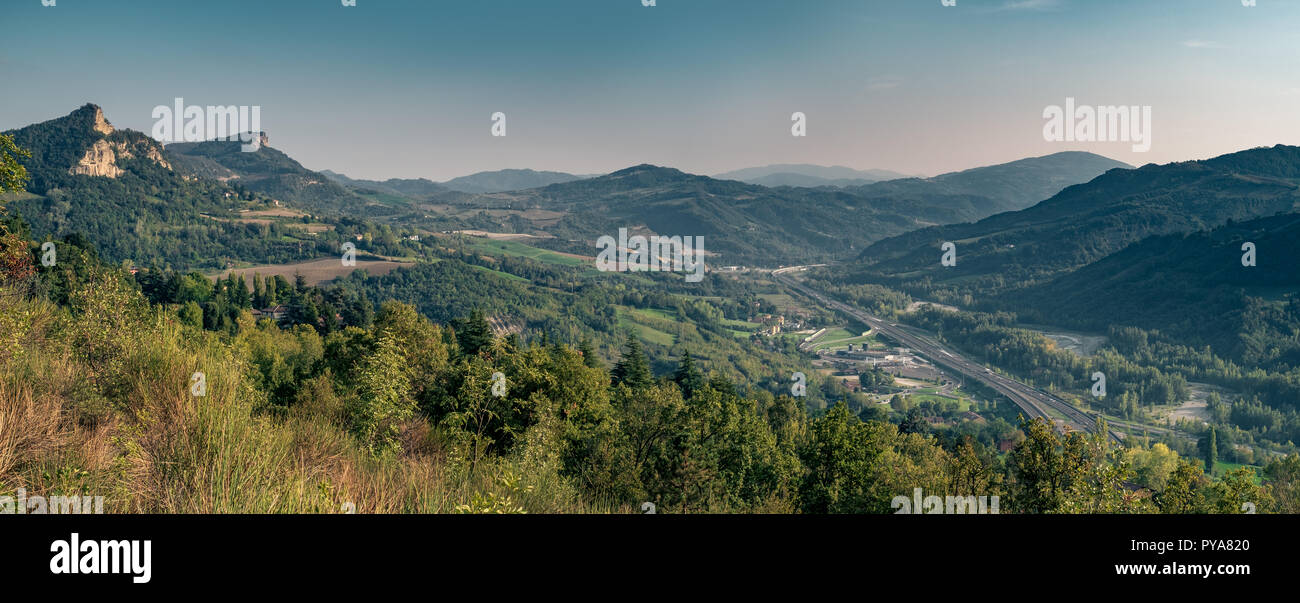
left=772, top=266, right=1123, bottom=444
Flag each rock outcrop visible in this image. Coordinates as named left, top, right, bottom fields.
left=91, top=106, right=115, bottom=135
left=66, top=106, right=172, bottom=177
left=69, top=139, right=125, bottom=177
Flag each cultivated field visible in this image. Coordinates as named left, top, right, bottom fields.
left=215, top=257, right=412, bottom=286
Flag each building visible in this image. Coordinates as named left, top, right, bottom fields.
left=252, top=305, right=289, bottom=323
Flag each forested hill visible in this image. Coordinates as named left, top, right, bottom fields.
left=1009, top=211, right=1300, bottom=370
left=447, top=153, right=1130, bottom=267
left=847, top=145, right=1300, bottom=300
left=441, top=168, right=587, bottom=193
left=1, top=104, right=342, bottom=270
left=320, top=170, right=450, bottom=199
left=842, top=151, right=1131, bottom=216
left=165, top=138, right=370, bottom=215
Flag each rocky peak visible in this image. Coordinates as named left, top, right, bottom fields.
left=91, top=105, right=115, bottom=135
left=63, top=104, right=171, bottom=177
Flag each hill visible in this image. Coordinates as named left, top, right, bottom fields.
left=1010, top=212, right=1300, bottom=369
left=320, top=170, right=449, bottom=199
left=441, top=168, right=587, bottom=193
left=1, top=104, right=338, bottom=269
left=165, top=138, right=372, bottom=215
left=848, top=146, right=1300, bottom=301
left=713, top=164, right=910, bottom=187
left=436, top=153, right=1133, bottom=266
left=845, top=151, right=1131, bottom=216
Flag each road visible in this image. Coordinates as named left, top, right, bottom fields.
left=773, top=266, right=1123, bottom=443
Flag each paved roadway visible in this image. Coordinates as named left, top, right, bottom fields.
left=772, top=266, right=1123, bottom=443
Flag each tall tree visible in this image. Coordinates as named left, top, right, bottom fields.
left=1203, top=427, right=1218, bottom=474
left=673, top=350, right=704, bottom=399
left=349, top=333, right=414, bottom=456
left=455, top=309, right=494, bottom=356
left=612, top=333, right=652, bottom=390
left=578, top=336, right=601, bottom=369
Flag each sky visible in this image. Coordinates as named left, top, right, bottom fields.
left=2, top=0, right=1298, bottom=181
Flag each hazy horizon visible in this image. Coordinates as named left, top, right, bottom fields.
left=3, top=0, right=1297, bottom=181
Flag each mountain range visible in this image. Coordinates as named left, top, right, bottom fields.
left=412, top=153, right=1129, bottom=265
left=0, top=104, right=1148, bottom=269
left=848, top=145, right=1300, bottom=300
left=713, top=164, right=912, bottom=188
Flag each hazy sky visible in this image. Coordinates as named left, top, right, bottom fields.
left=2, top=0, right=1298, bottom=181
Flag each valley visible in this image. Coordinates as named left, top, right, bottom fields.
left=1, top=102, right=1295, bottom=517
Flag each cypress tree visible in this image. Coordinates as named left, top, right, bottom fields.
left=456, top=309, right=494, bottom=356
left=578, top=337, right=601, bottom=369
left=612, top=333, right=652, bottom=389
left=673, top=350, right=704, bottom=399
left=1204, top=427, right=1218, bottom=474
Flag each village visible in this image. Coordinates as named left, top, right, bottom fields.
left=750, top=309, right=994, bottom=431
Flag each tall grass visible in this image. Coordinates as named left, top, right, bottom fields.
left=0, top=291, right=615, bottom=514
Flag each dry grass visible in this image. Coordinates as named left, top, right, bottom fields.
left=0, top=290, right=613, bottom=514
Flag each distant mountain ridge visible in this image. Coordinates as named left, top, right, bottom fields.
left=441, top=169, right=587, bottom=193
left=440, top=154, right=1135, bottom=265
left=845, top=151, right=1132, bottom=216
left=848, top=145, right=1300, bottom=300
left=319, top=170, right=449, bottom=198
left=713, top=164, right=911, bottom=188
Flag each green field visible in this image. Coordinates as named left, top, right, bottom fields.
left=1211, top=461, right=1264, bottom=482
left=632, top=307, right=679, bottom=321
left=470, top=263, right=530, bottom=283
left=720, top=317, right=762, bottom=330
left=616, top=306, right=676, bottom=346
left=809, top=327, right=878, bottom=351
left=466, top=237, right=591, bottom=268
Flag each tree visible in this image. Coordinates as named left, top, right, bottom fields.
left=578, top=336, right=601, bottom=369
left=1008, top=417, right=1091, bottom=513
left=612, top=333, right=652, bottom=390
left=899, top=407, right=928, bottom=436
left=673, top=350, right=704, bottom=399
left=455, top=309, right=494, bottom=356
left=1263, top=454, right=1300, bottom=513
left=1202, top=427, right=1218, bottom=474
left=0, top=134, right=30, bottom=195
left=1130, top=443, right=1180, bottom=492
left=177, top=300, right=203, bottom=328
left=348, top=333, right=414, bottom=456
left=1156, top=460, right=1207, bottom=513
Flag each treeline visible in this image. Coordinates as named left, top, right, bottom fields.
left=136, top=268, right=374, bottom=335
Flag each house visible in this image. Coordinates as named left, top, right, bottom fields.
left=253, top=305, right=289, bottom=322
